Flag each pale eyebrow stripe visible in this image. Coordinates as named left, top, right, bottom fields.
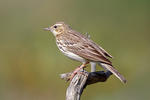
left=55, top=24, right=63, bottom=26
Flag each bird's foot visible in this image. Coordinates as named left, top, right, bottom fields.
left=67, top=66, right=81, bottom=81
left=68, top=66, right=88, bottom=81
left=67, top=62, right=89, bottom=81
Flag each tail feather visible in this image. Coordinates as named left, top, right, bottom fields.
left=99, top=63, right=126, bottom=83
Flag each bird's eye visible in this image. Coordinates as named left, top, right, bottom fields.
left=54, top=25, right=57, bottom=28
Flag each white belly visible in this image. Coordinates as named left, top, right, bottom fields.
left=63, top=51, right=86, bottom=62
left=56, top=43, right=86, bottom=62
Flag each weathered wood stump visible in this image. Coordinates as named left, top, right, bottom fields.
left=60, top=70, right=112, bottom=100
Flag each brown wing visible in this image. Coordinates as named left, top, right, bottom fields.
left=59, top=30, right=112, bottom=65
left=88, top=40, right=113, bottom=58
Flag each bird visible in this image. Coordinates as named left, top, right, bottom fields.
left=44, top=22, right=126, bottom=83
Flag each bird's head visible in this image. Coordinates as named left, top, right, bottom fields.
left=44, top=22, right=70, bottom=36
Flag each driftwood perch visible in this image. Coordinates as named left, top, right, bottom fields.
left=60, top=70, right=112, bottom=100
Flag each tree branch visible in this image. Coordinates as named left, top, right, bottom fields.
left=60, top=70, right=112, bottom=100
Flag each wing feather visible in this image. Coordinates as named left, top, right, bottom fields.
left=58, top=30, right=112, bottom=65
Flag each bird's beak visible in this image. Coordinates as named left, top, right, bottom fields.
left=43, top=27, right=51, bottom=31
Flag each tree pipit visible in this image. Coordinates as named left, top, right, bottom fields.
left=44, top=22, right=126, bottom=83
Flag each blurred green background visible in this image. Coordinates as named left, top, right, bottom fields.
left=0, top=0, right=150, bottom=100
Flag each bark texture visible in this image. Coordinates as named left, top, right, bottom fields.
left=60, top=70, right=112, bottom=100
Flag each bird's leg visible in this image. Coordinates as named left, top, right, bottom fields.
left=68, top=62, right=89, bottom=81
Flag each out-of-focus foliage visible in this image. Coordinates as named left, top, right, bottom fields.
left=0, top=0, right=150, bottom=100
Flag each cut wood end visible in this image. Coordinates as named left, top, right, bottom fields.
left=60, top=72, right=72, bottom=81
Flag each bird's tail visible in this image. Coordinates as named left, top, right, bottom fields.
left=99, top=63, right=126, bottom=83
